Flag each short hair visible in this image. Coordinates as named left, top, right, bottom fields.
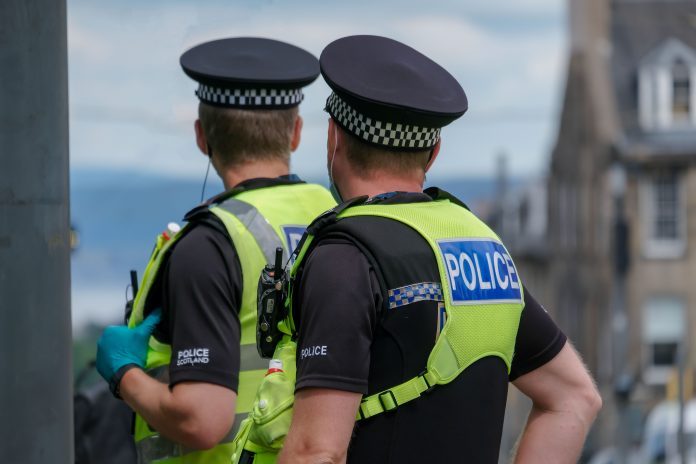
left=341, top=127, right=431, bottom=176
left=198, top=103, right=298, bottom=167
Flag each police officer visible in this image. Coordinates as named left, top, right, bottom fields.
left=95, top=37, right=335, bottom=463
left=277, top=35, right=602, bottom=463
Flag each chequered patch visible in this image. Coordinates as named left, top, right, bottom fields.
left=388, top=282, right=443, bottom=309
left=196, top=84, right=304, bottom=108
left=326, top=92, right=441, bottom=150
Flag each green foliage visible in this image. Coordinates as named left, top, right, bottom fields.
left=73, top=322, right=105, bottom=388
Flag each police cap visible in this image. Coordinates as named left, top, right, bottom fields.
left=180, top=37, right=319, bottom=109
left=320, top=35, right=468, bottom=151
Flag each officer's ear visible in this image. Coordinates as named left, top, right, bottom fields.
left=194, top=119, right=209, bottom=157
left=290, top=115, right=303, bottom=152
left=424, top=141, right=441, bottom=173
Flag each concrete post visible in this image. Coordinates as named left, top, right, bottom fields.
left=0, top=0, right=73, bottom=462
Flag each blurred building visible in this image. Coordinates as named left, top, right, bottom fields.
left=546, top=0, right=696, bottom=454
left=494, top=174, right=552, bottom=307
left=490, top=167, right=553, bottom=462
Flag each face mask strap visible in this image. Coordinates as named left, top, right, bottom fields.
left=200, top=144, right=213, bottom=203
left=329, top=124, right=343, bottom=203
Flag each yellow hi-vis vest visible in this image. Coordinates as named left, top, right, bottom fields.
left=230, top=195, right=525, bottom=463
left=127, top=182, right=335, bottom=464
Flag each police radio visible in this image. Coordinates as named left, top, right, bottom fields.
left=256, top=247, right=287, bottom=358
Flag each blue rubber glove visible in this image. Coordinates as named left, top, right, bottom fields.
left=96, top=309, right=161, bottom=397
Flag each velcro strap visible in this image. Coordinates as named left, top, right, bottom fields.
left=356, top=371, right=438, bottom=420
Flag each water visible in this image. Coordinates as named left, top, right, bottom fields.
left=70, top=168, right=224, bottom=332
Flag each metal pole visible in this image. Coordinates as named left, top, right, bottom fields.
left=0, top=1, right=73, bottom=463
left=677, top=337, right=687, bottom=463
left=610, top=163, right=630, bottom=463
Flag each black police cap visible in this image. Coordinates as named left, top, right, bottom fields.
left=180, top=37, right=319, bottom=109
left=320, top=35, right=468, bottom=150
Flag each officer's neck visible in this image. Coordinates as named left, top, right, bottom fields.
left=218, top=158, right=290, bottom=190
left=341, top=169, right=425, bottom=200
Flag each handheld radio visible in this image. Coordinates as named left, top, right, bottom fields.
left=256, top=247, right=287, bottom=358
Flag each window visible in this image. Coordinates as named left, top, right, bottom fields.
left=640, top=170, right=686, bottom=258
left=654, top=171, right=679, bottom=240
left=643, top=296, right=685, bottom=384
left=638, top=38, right=696, bottom=130
left=672, top=58, right=690, bottom=122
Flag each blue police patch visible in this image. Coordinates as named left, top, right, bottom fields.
left=438, top=238, right=522, bottom=305
left=281, top=225, right=306, bottom=256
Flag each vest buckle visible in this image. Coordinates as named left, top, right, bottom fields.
left=378, top=390, right=398, bottom=412
left=419, top=370, right=436, bottom=394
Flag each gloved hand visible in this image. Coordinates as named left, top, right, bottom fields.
left=96, top=309, right=161, bottom=397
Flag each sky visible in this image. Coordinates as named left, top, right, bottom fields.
left=66, top=0, right=568, bottom=182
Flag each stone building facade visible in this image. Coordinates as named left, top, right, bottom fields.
left=545, top=0, right=696, bottom=454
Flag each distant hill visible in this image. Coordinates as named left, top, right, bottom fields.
left=70, top=168, right=517, bottom=249
left=70, top=168, right=523, bottom=274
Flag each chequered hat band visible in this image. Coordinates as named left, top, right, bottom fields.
left=326, top=92, right=441, bottom=149
left=388, top=282, right=443, bottom=309
left=196, top=84, right=304, bottom=108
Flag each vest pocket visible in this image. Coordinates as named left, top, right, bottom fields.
left=231, top=338, right=297, bottom=459
left=248, top=369, right=296, bottom=449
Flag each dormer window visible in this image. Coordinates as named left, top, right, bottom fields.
left=638, top=38, right=696, bottom=131
left=672, top=58, right=690, bottom=121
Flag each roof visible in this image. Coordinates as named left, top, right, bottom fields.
left=611, top=0, right=696, bottom=141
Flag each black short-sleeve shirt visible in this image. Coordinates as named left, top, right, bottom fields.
left=155, top=221, right=243, bottom=391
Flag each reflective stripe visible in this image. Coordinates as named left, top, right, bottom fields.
left=136, top=425, right=237, bottom=463
left=217, top=198, right=285, bottom=265
left=237, top=342, right=268, bottom=414
left=146, top=346, right=266, bottom=416
left=229, top=412, right=248, bottom=439
left=137, top=433, right=185, bottom=463
left=147, top=345, right=265, bottom=379
left=240, top=343, right=269, bottom=371
left=387, top=282, right=443, bottom=309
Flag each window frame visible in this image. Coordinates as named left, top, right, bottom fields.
left=671, top=58, right=691, bottom=123
left=638, top=39, right=696, bottom=131
left=639, top=169, right=687, bottom=259
left=642, top=295, right=687, bottom=385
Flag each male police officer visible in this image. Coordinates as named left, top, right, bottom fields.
left=277, top=35, right=602, bottom=463
left=96, top=38, right=335, bottom=463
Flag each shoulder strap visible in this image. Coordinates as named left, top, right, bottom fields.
left=306, top=195, right=368, bottom=235
left=357, top=371, right=440, bottom=420
left=423, top=186, right=470, bottom=210
left=291, top=195, right=368, bottom=263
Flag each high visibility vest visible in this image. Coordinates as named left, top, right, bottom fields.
left=127, top=181, right=335, bottom=463
left=231, top=192, right=525, bottom=462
